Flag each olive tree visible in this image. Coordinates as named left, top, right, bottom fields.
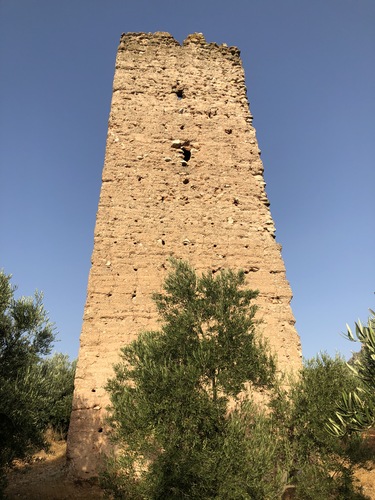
left=103, top=259, right=277, bottom=499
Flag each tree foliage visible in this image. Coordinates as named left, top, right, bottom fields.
left=0, top=271, right=55, bottom=377
left=328, top=310, right=375, bottom=436
left=31, top=353, right=77, bottom=437
left=271, top=353, right=370, bottom=499
left=103, top=259, right=277, bottom=499
left=0, top=271, right=76, bottom=494
left=103, top=261, right=371, bottom=499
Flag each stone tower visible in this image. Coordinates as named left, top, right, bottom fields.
left=67, top=32, right=302, bottom=478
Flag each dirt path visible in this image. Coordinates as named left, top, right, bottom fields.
left=5, top=441, right=104, bottom=499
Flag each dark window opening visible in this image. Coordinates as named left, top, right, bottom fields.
left=181, top=148, right=191, bottom=162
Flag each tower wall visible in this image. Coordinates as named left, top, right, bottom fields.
left=67, top=32, right=302, bottom=478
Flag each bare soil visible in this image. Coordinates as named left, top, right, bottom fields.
left=355, top=430, right=375, bottom=499
left=5, top=435, right=375, bottom=499
left=5, top=440, right=104, bottom=499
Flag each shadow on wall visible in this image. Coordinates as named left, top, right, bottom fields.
left=66, top=395, right=111, bottom=480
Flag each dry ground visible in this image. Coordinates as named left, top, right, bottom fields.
left=5, top=440, right=104, bottom=499
left=355, top=430, right=375, bottom=499
left=5, top=436, right=375, bottom=499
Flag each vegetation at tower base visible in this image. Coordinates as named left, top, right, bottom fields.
left=328, top=310, right=375, bottom=437
left=0, top=271, right=76, bottom=496
left=103, top=259, right=280, bottom=499
left=102, top=261, right=371, bottom=499
left=270, top=353, right=372, bottom=499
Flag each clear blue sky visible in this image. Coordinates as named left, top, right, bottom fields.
left=1, top=0, right=374, bottom=361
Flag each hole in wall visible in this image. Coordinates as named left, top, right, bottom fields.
left=181, top=147, right=191, bottom=162
left=180, top=125, right=185, bottom=130
left=91, top=389, right=96, bottom=393
left=183, top=178, right=189, bottom=185
left=233, top=198, right=239, bottom=206
left=243, top=267, right=259, bottom=274
left=98, top=428, right=103, bottom=433
left=175, top=89, right=184, bottom=99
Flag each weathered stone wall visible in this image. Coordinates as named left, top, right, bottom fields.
left=67, top=32, right=302, bottom=478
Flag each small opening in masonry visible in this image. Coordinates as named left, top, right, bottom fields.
left=175, top=89, right=184, bottom=99
left=180, top=125, right=185, bottom=130
left=133, top=267, right=138, bottom=272
left=132, top=291, right=137, bottom=299
left=91, top=389, right=96, bottom=392
left=183, top=178, right=189, bottom=185
left=233, top=198, right=239, bottom=206
left=181, top=148, right=191, bottom=162
left=98, top=428, right=103, bottom=433
left=161, top=239, right=165, bottom=245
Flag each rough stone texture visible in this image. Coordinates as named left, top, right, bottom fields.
left=67, top=32, right=302, bottom=478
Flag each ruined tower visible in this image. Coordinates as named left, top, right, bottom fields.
left=67, top=32, right=302, bottom=478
